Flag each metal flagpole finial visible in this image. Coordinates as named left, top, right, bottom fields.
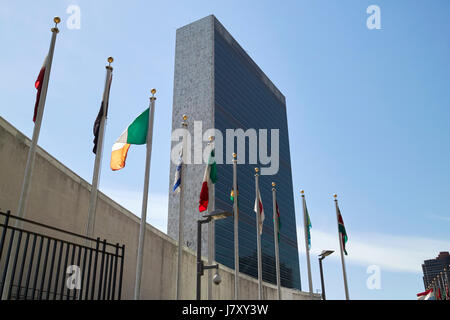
left=150, top=88, right=157, bottom=101
left=300, top=189, right=304, bottom=196
left=52, top=16, right=61, bottom=33
left=272, top=182, right=276, bottom=191
left=106, top=57, right=114, bottom=70
left=333, top=194, right=338, bottom=200
left=208, top=136, right=214, bottom=145
left=181, top=114, right=188, bottom=127
left=232, top=152, right=237, bottom=159
left=255, top=167, right=259, bottom=175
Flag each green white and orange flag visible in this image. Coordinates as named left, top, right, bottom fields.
left=110, top=108, right=149, bottom=171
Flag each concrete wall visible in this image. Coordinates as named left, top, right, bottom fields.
left=0, top=116, right=319, bottom=300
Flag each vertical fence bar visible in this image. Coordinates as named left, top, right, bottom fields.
left=79, top=246, right=87, bottom=300
left=0, top=228, right=16, bottom=299
left=118, top=244, right=125, bottom=300
left=24, top=234, right=38, bottom=300
left=66, top=243, right=76, bottom=300
left=60, top=243, right=70, bottom=300
left=0, top=211, right=11, bottom=266
left=46, top=239, right=58, bottom=300
left=111, top=243, right=119, bottom=300
left=16, top=233, right=30, bottom=299
left=72, top=245, right=83, bottom=300
left=38, top=238, right=51, bottom=300
left=67, top=245, right=80, bottom=300
left=107, top=253, right=114, bottom=299
left=90, top=238, right=100, bottom=300
left=85, top=247, right=93, bottom=300
left=8, top=230, right=23, bottom=299
left=53, top=241, right=64, bottom=300
left=31, top=236, right=44, bottom=300
left=97, top=239, right=107, bottom=300
left=102, top=253, right=110, bottom=300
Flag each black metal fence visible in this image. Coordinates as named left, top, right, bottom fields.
left=0, top=210, right=125, bottom=300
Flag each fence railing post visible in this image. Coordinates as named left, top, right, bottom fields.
left=0, top=210, right=11, bottom=300
left=0, top=210, right=11, bottom=264
left=98, top=239, right=107, bottom=300
left=90, top=238, right=100, bottom=300
left=112, top=243, right=119, bottom=299
left=8, top=230, right=23, bottom=299
left=0, top=223, right=15, bottom=299
left=118, top=244, right=125, bottom=300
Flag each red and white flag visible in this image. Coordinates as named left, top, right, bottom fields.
left=33, top=56, right=48, bottom=122
left=417, top=288, right=434, bottom=300
left=198, top=148, right=217, bottom=212
left=254, top=187, right=265, bottom=235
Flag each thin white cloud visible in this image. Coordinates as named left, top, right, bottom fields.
left=298, top=227, right=450, bottom=274
left=429, top=214, right=450, bottom=223
left=101, top=188, right=168, bottom=233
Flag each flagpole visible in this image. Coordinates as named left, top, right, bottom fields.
left=176, top=114, right=188, bottom=300
left=134, top=89, right=156, bottom=300
left=255, top=167, right=263, bottom=300
left=16, top=17, right=60, bottom=224
left=301, top=190, right=313, bottom=296
left=207, top=136, right=215, bottom=300
left=233, top=152, right=240, bottom=300
left=86, top=57, right=113, bottom=241
left=436, top=276, right=441, bottom=300
left=2, top=17, right=61, bottom=301
left=334, top=194, right=349, bottom=300
left=445, top=267, right=449, bottom=300
left=272, top=182, right=281, bottom=300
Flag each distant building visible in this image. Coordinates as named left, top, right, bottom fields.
left=422, top=251, right=450, bottom=289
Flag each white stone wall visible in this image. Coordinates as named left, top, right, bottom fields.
left=168, top=15, right=215, bottom=257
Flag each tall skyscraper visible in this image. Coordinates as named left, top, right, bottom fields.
left=422, top=251, right=450, bottom=289
left=168, top=15, right=301, bottom=290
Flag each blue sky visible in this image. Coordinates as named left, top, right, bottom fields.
left=1, top=0, right=450, bottom=299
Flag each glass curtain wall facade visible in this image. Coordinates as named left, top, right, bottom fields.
left=213, top=20, right=301, bottom=290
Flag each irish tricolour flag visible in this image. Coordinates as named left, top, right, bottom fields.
left=110, top=108, right=149, bottom=171
left=199, top=148, right=217, bottom=212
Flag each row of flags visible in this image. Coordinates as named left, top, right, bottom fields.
left=170, top=137, right=350, bottom=299
left=417, top=270, right=450, bottom=300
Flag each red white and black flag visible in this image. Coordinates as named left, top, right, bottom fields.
left=33, top=56, right=48, bottom=122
